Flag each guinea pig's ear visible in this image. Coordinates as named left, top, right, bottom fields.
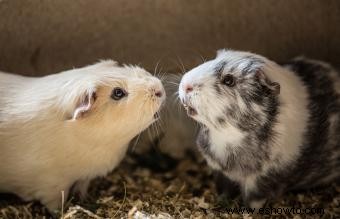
left=70, top=89, right=97, bottom=121
left=256, top=71, right=280, bottom=95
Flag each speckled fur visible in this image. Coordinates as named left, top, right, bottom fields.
left=178, top=50, right=340, bottom=208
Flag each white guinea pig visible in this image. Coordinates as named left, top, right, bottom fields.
left=178, top=49, right=340, bottom=208
left=0, top=60, right=165, bottom=210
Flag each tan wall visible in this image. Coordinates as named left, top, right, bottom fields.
left=0, top=0, right=339, bottom=76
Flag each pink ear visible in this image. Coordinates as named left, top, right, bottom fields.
left=71, top=90, right=97, bottom=120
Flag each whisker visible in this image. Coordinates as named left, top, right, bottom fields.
left=153, top=59, right=162, bottom=77
left=198, top=52, right=207, bottom=63
left=131, top=132, right=142, bottom=152
left=176, top=56, right=186, bottom=74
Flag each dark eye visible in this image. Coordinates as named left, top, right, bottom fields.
left=223, top=74, right=235, bottom=87
left=111, top=87, right=127, bottom=100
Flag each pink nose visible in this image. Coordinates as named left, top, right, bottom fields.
left=184, top=84, right=193, bottom=93
left=155, top=90, right=163, bottom=98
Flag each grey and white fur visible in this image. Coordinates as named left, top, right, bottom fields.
left=178, top=49, right=340, bottom=208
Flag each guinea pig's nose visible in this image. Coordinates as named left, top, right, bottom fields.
left=184, top=84, right=193, bottom=93
left=155, top=90, right=163, bottom=98
left=151, top=87, right=164, bottom=98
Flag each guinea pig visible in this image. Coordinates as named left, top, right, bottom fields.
left=178, top=49, right=340, bottom=208
left=0, top=60, right=165, bottom=211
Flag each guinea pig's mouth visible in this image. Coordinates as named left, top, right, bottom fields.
left=153, top=111, right=161, bottom=120
left=183, top=103, right=198, bottom=116
left=153, top=100, right=165, bottom=120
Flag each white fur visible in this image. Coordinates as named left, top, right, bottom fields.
left=262, top=60, right=309, bottom=171
left=0, top=61, right=165, bottom=210
left=208, top=126, right=246, bottom=165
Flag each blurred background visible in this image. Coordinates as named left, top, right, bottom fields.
left=0, top=0, right=339, bottom=76
left=0, top=1, right=339, bottom=217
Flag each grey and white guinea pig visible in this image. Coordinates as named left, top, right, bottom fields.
left=178, top=49, right=340, bottom=208
left=0, top=61, right=165, bottom=211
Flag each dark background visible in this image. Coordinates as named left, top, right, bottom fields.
left=0, top=0, right=339, bottom=76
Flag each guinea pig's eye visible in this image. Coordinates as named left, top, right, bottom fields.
left=111, top=87, right=127, bottom=100
left=223, top=74, right=235, bottom=87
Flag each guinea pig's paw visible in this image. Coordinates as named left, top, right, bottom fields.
left=38, top=188, right=70, bottom=212
left=43, top=198, right=62, bottom=213
left=242, top=187, right=267, bottom=209
left=214, top=172, right=241, bottom=199
left=247, top=198, right=267, bottom=209
left=71, top=179, right=91, bottom=201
